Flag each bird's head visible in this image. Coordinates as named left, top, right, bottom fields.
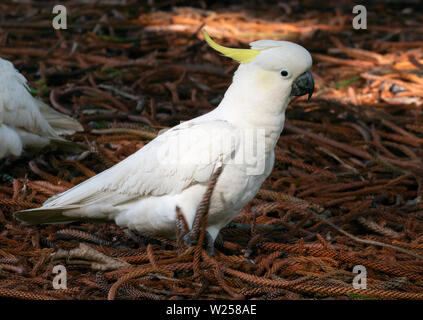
left=203, top=30, right=314, bottom=103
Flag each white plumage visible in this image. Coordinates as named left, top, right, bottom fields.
left=0, top=57, right=83, bottom=159
left=15, top=34, right=314, bottom=246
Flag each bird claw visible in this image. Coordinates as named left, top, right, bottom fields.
left=204, top=231, right=215, bottom=256
left=182, top=232, right=196, bottom=248
left=182, top=230, right=215, bottom=256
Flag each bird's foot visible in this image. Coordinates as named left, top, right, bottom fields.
left=204, top=231, right=215, bottom=256
left=182, top=232, right=196, bottom=248
left=182, top=230, right=215, bottom=256
left=124, top=229, right=144, bottom=245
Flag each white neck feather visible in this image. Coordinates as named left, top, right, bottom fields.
left=213, top=64, right=291, bottom=150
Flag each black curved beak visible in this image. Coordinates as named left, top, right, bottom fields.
left=290, top=70, right=314, bottom=100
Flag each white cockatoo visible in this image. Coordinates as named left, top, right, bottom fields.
left=15, top=30, right=314, bottom=250
left=0, top=57, right=83, bottom=159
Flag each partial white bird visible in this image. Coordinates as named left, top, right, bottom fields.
left=15, top=30, right=314, bottom=250
left=0, top=57, right=83, bottom=159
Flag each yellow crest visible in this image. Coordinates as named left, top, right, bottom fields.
left=203, top=29, right=260, bottom=64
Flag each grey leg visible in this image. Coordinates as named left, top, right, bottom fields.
left=204, top=231, right=215, bottom=256
left=182, top=230, right=215, bottom=256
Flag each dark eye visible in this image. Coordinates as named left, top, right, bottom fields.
left=281, top=70, right=289, bottom=77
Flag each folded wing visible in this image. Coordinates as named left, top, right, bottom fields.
left=15, top=119, right=240, bottom=223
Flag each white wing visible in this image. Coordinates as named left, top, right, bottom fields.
left=0, top=124, right=23, bottom=158
left=42, top=119, right=240, bottom=210
left=0, top=58, right=57, bottom=136
left=36, top=99, right=83, bottom=135
left=0, top=57, right=82, bottom=140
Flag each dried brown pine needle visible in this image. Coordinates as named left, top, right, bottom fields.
left=0, top=0, right=422, bottom=301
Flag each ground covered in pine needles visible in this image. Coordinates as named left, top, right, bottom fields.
left=0, top=0, right=422, bottom=300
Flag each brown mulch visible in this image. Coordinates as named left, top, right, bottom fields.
left=0, top=0, right=422, bottom=300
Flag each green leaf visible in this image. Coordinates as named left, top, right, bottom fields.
left=91, top=121, right=111, bottom=129
left=101, top=67, right=122, bottom=75
left=347, top=292, right=375, bottom=300
left=0, top=173, right=14, bottom=183
left=334, top=75, right=361, bottom=89
left=28, top=87, right=38, bottom=96
left=99, top=35, right=140, bottom=43
left=209, top=96, right=222, bottom=106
